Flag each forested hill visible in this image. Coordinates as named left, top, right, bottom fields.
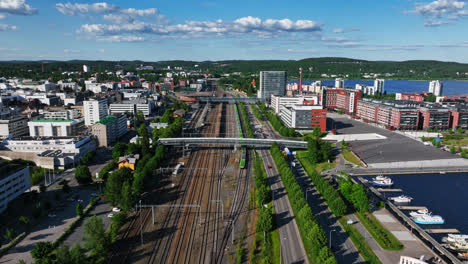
left=2, top=57, right=468, bottom=80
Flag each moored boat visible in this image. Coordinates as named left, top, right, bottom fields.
left=389, top=195, right=413, bottom=204
left=458, top=252, right=468, bottom=260
left=409, top=208, right=430, bottom=218
left=372, top=176, right=393, bottom=187
left=442, top=234, right=468, bottom=244
left=413, top=215, right=445, bottom=225
left=448, top=242, right=468, bottom=253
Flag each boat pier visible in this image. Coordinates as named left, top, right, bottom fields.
left=377, top=188, right=403, bottom=192
left=398, top=206, right=428, bottom=211
left=426, top=229, right=461, bottom=234
left=357, top=177, right=463, bottom=264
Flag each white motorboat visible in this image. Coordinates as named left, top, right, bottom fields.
left=389, top=195, right=413, bottom=204
left=372, top=176, right=394, bottom=187
left=409, top=208, right=430, bottom=218
left=442, top=234, right=468, bottom=244
left=413, top=214, right=445, bottom=225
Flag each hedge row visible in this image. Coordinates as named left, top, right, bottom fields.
left=298, top=156, right=347, bottom=217
left=266, top=111, right=299, bottom=138
left=0, top=232, right=26, bottom=257
left=251, top=105, right=263, bottom=122
left=270, top=143, right=336, bottom=264
left=253, top=153, right=271, bottom=207
left=238, top=102, right=254, bottom=138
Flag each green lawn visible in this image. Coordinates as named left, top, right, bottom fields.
left=342, top=151, right=362, bottom=167
left=296, top=151, right=337, bottom=173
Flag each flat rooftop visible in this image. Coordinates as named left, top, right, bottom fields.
left=0, top=159, right=27, bottom=181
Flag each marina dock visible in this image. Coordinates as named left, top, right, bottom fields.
left=398, top=206, right=428, bottom=211
left=377, top=188, right=403, bottom=192
left=357, top=177, right=463, bottom=264
left=426, top=229, right=460, bottom=234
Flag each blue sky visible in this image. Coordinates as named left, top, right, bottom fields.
left=1, top=0, right=468, bottom=62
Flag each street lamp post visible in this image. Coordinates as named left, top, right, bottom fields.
left=139, top=200, right=143, bottom=245
left=329, top=229, right=336, bottom=249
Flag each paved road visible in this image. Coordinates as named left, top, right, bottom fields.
left=291, top=156, right=365, bottom=264
left=259, top=150, right=309, bottom=264
left=247, top=105, right=308, bottom=264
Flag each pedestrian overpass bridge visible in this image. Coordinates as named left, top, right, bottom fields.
left=157, top=137, right=308, bottom=149
left=196, top=97, right=260, bottom=104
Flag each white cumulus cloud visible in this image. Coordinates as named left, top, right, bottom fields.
left=0, top=0, right=37, bottom=15
left=0, top=23, right=16, bottom=31
left=424, top=20, right=453, bottom=27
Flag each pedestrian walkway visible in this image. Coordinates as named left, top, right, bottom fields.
left=292, top=157, right=364, bottom=264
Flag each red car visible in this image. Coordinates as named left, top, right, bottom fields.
left=267, top=165, right=271, bottom=169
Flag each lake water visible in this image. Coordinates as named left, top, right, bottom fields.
left=365, top=173, right=468, bottom=241
left=288, top=80, right=468, bottom=96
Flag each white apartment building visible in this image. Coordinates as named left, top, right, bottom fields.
left=0, top=163, right=30, bottom=213
left=429, top=80, right=443, bottom=96
left=83, top=65, right=90, bottom=73
left=84, top=99, right=108, bottom=126
left=374, top=79, right=385, bottom=94
left=41, top=109, right=80, bottom=120
left=0, top=116, right=29, bottom=139
left=28, top=119, right=78, bottom=137
left=25, top=94, right=60, bottom=106
left=57, top=81, right=78, bottom=91
left=271, top=95, right=319, bottom=114
left=335, top=78, right=344, bottom=88
left=86, top=83, right=107, bottom=93
left=109, top=99, right=154, bottom=116
left=2, top=136, right=96, bottom=168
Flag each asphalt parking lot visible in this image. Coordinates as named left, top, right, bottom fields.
left=328, top=114, right=455, bottom=164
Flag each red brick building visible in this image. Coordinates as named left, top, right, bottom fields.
left=396, top=93, right=424, bottom=102
left=322, top=88, right=361, bottom=115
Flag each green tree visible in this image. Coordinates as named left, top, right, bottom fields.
left=69, top=244, right=87, bottom=264
left=112, top=142, right=127, bottom=161
left=312, top=125, right=322, bottom=139
left=105, top=167, right=133, bottom=206
left=75, top=165, right=92, bottom=185
left=31, top=241, right=54, bottom=261
left=256, top=207, right=273, bottom=233
left=450, top=145, right=457, bottom=154
left=135, top=110, right=145, bottom=128
left=76, top=203, right=84, bottom=217
left=55, top=245, right=73, bottom=264
left=160, top=109, right=173, bottom=124
left=3, top=228, right=16, bottom=242
left=138, top=124, right=150, bottom=156
left=120, top=181, right=135, bottom=212
left=83, top=216, right=110, bottom=257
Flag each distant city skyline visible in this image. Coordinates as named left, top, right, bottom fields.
left=1, top=0, right=468, bottom=62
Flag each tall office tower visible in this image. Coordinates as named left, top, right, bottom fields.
left=258, top=71, right=287, bottom=104
left=374, top=79, right=385, bottom=94
left=84, top=98, right=108, bottom=126
left=83, top=65, right=90, bottom=73
left=429, top=80, right=443, bottom=96
left=335, top=78, right=344, bottom=88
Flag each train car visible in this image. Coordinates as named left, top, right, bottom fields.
left=239, top=147, right=246, bottom=169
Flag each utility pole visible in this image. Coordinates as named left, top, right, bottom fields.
left=139, top=200, right=143, bottom=245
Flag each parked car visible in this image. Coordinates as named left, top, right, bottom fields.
left=107, top=213, right=114, bottom=218
left=66, top=198, right=75, bottom=202
left=90, top=193, right=98, bottom=197
left=112, top=207, right=121, bottom=212
left=47, top=214, right=56, bottom=218
left=267, top=165, right=271, bottom=169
